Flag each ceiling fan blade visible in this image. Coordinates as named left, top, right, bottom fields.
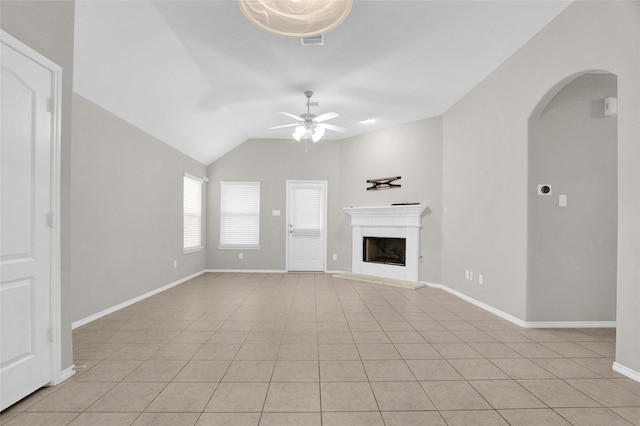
left=314, top=112, right=340, bottom=122
left=318, top=123, right=346, bottom=132
left=279, top=111, right=304, bottom=121
left=269, top=123, right=299, bottom=130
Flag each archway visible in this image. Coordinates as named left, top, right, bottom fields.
left=527, top=71, right=618, bottom=325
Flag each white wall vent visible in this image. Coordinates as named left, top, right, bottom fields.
left=301, top=35, right=324, bottom=46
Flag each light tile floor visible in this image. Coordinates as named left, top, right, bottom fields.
left=2, top=273, right=640, bottom=425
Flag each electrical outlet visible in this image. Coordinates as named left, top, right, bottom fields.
left=332, top=254, right=337, bottom=261
left=465, top=270, right=470, bottom=280
left=479, top=274, right=484, bottom=285
left=173, top=260, right=177, bottom=269
left=469, top=271, right=473, bottom=281
left=239, top=253, right=244, bottom=260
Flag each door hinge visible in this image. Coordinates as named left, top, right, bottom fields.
left=48, top=328, right=55, bottom=342
left=47, top=97, right=54, bottom=113
left=48, top=212, right=55, bottom=228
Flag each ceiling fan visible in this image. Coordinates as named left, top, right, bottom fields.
left=269, top=91, right=346, bottom=142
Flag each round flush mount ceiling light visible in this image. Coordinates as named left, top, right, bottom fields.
left=237, top=0, right=353, bottom=38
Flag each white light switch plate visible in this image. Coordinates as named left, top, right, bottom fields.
left=559, top=194, right=567, bottom=207
left=272, top=210, right=281, bottom=216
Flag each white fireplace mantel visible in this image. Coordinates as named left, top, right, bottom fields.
left=343, top=205, right=426, bottom=227
left=343, top=205, right=427, bottom=282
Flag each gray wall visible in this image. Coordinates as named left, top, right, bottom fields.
left=1, top=0, right=76, bottom=370
left=339, top=117, right=443, bottom=283
left=206, top=138, right=343, bottom=271
left=528, top=74, right=617, bottom=322
left=441, top=1, right=640, bottom=372
left=70, top=94, right=207, bottom=322
left=206, top=116, right=443, bottom=283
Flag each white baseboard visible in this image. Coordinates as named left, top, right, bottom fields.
left=525, top=321, right=616, bottom=328
left=424, top=282, right=527, bottom=327
left=206, top=269, right=347, bottom=275
left=205, top=269, right=287, bottom=273
left=423, top=282, right=616, bottom=330
left=48, top=364, right=75, bottom=387
left=52, top=364, right=76, bottom=385
left=72, top=270, right=207, bottom=329
left=613, top=362, right=640, bottom=383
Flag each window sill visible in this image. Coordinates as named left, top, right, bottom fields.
left=183, top=246, right=204, bottom=254
left=218, top=245, right=261, bottom=250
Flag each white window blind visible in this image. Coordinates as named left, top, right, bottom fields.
left=220, top=181, right=260, bottom=248
left=183, top=174, right=203, bottom=251
left=292, top=187, right=322, bottom=236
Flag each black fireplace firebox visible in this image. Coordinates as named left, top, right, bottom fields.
left=363, top=237, right=406, bottom=267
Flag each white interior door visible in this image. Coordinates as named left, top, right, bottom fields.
left=1, top=35, right=55, bottom=410
left=287, top=181, right=327, bottom=272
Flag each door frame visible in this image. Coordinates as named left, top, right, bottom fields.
left=1, top=31, right=64, bottom=388
left=285, top=180, right=328, bottom=272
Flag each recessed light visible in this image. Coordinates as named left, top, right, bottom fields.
left=360, top=118, right=375, bottom=124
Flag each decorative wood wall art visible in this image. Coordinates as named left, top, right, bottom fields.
left=367, top=176, right=401, bottom=191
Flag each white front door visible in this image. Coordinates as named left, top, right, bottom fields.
left=287, top=181, right=327, bottom=272
left=1, top=35, right=56, bottom=410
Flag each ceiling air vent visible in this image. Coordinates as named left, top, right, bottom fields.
left=301, top=35, right=324, bottom=46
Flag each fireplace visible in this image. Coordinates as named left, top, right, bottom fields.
left=363, top=237, right=406, bottom=266
left=343, top=205, right=426, bottom=282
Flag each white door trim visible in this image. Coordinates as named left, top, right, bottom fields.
left=1, top=30, right=64, bottom=387
left=285, top=180, right=328, bottom=272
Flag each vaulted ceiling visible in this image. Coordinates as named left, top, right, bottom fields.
left=73, top=0, right=571, bottom=165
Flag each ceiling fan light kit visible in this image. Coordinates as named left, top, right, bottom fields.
left=293, top=125, right=324, bottom=143
left=237, top=0, right=353, bottom=38
left=270, top=90, right=345, bottom=144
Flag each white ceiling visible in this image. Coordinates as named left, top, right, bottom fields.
left=74, top=0, right=572, bottom=165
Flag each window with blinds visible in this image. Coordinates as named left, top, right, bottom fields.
left=183, top=174, right=203, bottom=251
left=292, top=187, right=322, bottom=236
left=219, top=181, right=260, bottom=248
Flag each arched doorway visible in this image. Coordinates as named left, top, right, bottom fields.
left=527, top=71, right=618, bottom=325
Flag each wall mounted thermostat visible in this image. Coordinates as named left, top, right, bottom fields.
left=537, top=184, right=552, bottom=195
